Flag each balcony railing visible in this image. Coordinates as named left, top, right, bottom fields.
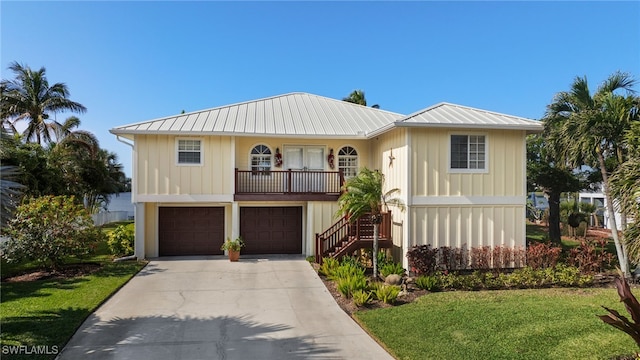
left=234, top=168, right=344, bottom=201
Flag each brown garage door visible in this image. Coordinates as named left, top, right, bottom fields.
left=240, top=207, right=302, bottom=254
left=159, top=207, right=224, bottom=256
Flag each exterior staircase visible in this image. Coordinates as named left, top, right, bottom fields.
left=315, top=212, right=392, bottom=264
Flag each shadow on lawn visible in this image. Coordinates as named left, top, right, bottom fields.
left=59, top=314, right=341, bottom=359
left=1, top=307, right=90, bottom=360
left=1, top=277, right=89, bottom=304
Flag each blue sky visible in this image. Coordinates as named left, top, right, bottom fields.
left=2, top=1, right=639, bottom=177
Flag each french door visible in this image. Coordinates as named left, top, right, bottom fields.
left=283, top=146, right=325, bottom=192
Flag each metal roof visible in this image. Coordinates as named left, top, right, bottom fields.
left=391, top=102, right=543, bottom=133
left=111, top=95, right=543, bottom=139
left=110, top=92, right=404, bottom=138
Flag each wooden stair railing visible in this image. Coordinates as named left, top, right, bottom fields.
left=315, top=211, right=392, bottom=264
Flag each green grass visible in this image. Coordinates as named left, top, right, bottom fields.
left=0, top=220, right=143, bottom=359
left=526, top=222, right=549, bottom=243
left=355, top=288, right=636, bottom=360
left=1, top=261, right=145, bottom=359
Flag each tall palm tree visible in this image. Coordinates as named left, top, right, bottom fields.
left=1, top=61, right=86, bottom=144
left=545, top=71, right=637, bottom=274
left=611, top=121, right=640, bottom=262
left=342, top=90, right=380, bottom=109
left=336, top=167, right=404, bottom=278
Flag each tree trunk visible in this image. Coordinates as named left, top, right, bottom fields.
left=547, top=191, right=562, bottom=244
left=373, top=223, right=379, bottom=279
left=598, top=151, right=628, bottom=274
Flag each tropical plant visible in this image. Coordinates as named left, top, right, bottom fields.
left=415, top=275, right=441, bottom=292
left=220, top=237, right=245, bottom=252
left=318, top=257, right=340, bottom=277
left=599, top=272, right=640, bottom=347
left=336, top=275, right=368, bottom=299
left=352, top=289, right=373, bottom=307
left=1, top=61, right=86, bottom=144
left=379, top=262, right=405, bottom=277
left=372, top=284, right=401, bottom=304
left=544, top=72, right=637, bottom=274
left=336, top=167, right=405, bottom=278
left=611, top=121, right=640, bottom=263
left=342, top=89, right=380, bottom=109
left=2, top=195, right=102, bottom=269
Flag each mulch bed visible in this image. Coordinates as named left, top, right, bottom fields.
left=2, top=263, right=102, bottom=283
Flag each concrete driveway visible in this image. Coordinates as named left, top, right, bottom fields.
left=58, top=256, right=394, bottom=359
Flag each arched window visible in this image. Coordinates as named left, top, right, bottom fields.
left=251, top=145, right=272, bottom=175
left=338, top=146, right=358, bottom=178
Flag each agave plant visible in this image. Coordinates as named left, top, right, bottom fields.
left=598, top=273, right=640, bottom=347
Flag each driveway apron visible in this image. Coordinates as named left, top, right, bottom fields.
left=58, top=256, right=394, bottom=359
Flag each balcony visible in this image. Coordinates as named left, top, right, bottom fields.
left=234, top=168, right=345, bottom=201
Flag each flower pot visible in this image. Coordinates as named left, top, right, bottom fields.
left=228, top=250, right=240, bottom=262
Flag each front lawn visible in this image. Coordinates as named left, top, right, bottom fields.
left=0, top=221, right=145, bottom=360
left=355, top=288, right=635, bottom=360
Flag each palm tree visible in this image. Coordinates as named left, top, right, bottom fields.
left=545, top=71, right=637, bottom=274
left=342, top=90, right=380, bottom=109
left=1, top=62, right=86, bottom=144
left=336, top=167, right=404, bottom=278
left=611, top=121, right=640, bottom=263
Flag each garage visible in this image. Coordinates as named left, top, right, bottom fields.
left=240, top=207, right=302, bottom=254
left=158, top=207, right=225, bottom=256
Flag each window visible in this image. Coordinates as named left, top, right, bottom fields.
left=251, top=144, right=272, bottom=175
left=338, top=146, right=358, bottom=178
left=450, top=135, right=486, bottom=171
left=177, top=139, right=202, bottom=165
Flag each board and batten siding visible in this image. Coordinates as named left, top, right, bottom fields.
left=370, top=128, right=409, bottom=261
left=135, top=135, right=233, bottom=196
left=408, top=128, right=528, bottom=250
left=307, top=201, right=342, bottom=255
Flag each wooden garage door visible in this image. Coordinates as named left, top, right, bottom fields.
left=159, top=207, right=224, bottom=256
left=240, top=207, right=302, bottom=254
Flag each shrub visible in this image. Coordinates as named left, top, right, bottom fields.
left=470, top=246, right=492, bottom=270
left=415, top=275, right=441, bottom=292
left=380, top=262, right=405, bottom=277
left=599, top=273, right=640, bottom=346
left=439, top=246, right=468, bottom=271
left=372, top=284, right=401, bottom=304
left=328, top=262, right=365, bottom=282
left=526, top=242, right=562, bottom=269
left=567, top=238, right=615, bottom=274
left=341, top=255, right=362, bottom=268
left=492, top=246, right=513, bottom=271
left=352, top=290, right=373, bottom=307
left=319, top=258, right=340, bottom=277
left=107, top=223, right=135, bottom=257
left=2, top=195, right=102, bottom=269
left=406, top=244, right=439, bottom=275
left=336, top=275, right=368, bottom=298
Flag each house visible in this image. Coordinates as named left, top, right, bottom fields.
left=110, top=92, right=543, bottom=268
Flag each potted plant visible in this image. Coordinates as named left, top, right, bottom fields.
left=221, top=237, right=244, bottom=262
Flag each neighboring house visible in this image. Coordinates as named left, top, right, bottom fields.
left=110, top=92, right=542, bottom=268
left=579, top=191, right=625, bottom=230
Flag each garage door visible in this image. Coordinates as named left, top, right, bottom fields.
left=240, top=207, right=302, bottom=254
left=159, top=207, right=224, bottom=256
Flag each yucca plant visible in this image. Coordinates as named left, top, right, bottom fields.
left=380, top=262, right=405, bottom=277
left=599, top=273, right=640, bottom=347
left=319, top=257, right=340, bottom=277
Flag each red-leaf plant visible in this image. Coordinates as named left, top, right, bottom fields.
left=599, top=273, right=640, bottom=347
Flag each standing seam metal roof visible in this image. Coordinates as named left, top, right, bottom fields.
left=110, top=93, right=543, bottom=137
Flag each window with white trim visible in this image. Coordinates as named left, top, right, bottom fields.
left=338, top=146, right=358, bottom=178
left=251, top=144, right=272, bottom=175
left=177, top=139, right=202, bottom=165
left=450, top=135, right=486, bottom=171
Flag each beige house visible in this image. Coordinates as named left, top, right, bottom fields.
left=110, top=92, right=542, bottom=267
